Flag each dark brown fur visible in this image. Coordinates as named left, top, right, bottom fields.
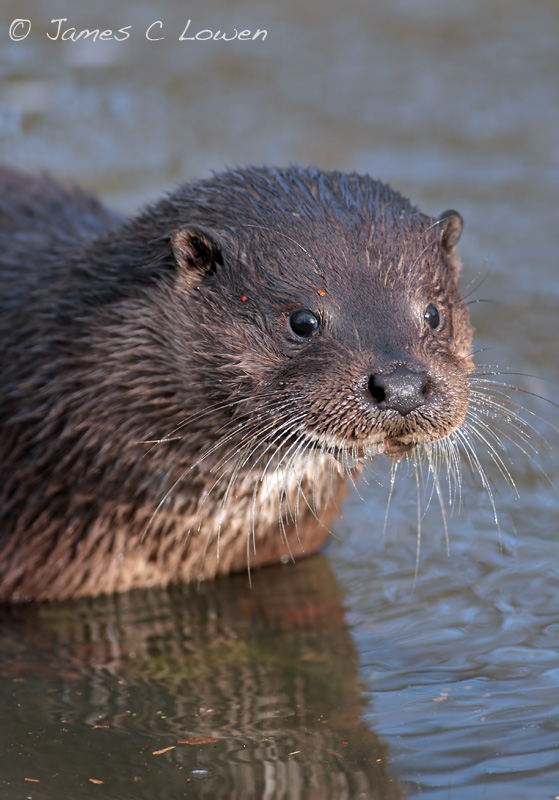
left=0, top=165, right=473, bottom=601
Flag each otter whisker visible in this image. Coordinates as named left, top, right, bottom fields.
left=413, top=463, right=423, bottom=586
left=453, top=427, right=501, bottom=530
left=470, top=378, right=559, bottom=432
left=197, top=409, right=310, bottom=573
left=440, top=435, right=464, bottom=513
left=278, top=431, right=327, bottom=534
left=181, top=391, right=288, bottom=442
left=215, top=406, right=307, bottom=510
left=462, top=267, right=492, bottom=299
left=462, top=414, right=519, bottom=495
left=284, top=431, right=317, bottom=527
left=258, top=414, right=308, bottom=489
left=416, top=447, right=441, bottom=517
left=293, top=437, right=330, bottom=534
left=260, top=440, right=301, bottom=561
left=425, top=445, right=450, bottom=556
left=320, top=440, right=345, bottom=518
left=139, top=393, right=276, bottom=453
left=382, top=460, right=399, bottom=540
left=140, top=462, right=193, bottom=545
left=467, top=406, right=556, bottom=492
left=471, top=372, right=559, bottom=406
left=269, top=429, right=309, bottom=524
left=469, top=390, right=543, bottom=443
left=245, top=413, right=311, bottom=557
left=458, top=347, right=492, bottom=364
left=142, top=392, right=283, bottom=484
left=240, top=423, right=307, bottom=578
left=145, top=400, right=302, bottom=546
left=468, top=401, right=540, bottom=460
left=466, top=298, right=496, bottom=308
left=469, top=380, right=554, bottom=457
left=275, top=434, right=319, bottom=553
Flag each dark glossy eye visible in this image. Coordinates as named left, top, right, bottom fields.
left=424, top=303, right=441, bottom=330
left=289, top=309, right=320, bottom=338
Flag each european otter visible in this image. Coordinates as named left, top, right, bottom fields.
left=0, top=165, right=473, bottom=601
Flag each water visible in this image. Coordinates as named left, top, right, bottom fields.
left=0, top=0, right=558, bottom=797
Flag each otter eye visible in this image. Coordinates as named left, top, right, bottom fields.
left=289, top=309, right=319, bottom=338
left=424, top=303, right=441, bottom=330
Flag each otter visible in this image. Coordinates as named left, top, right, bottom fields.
left=0, top=165, right=473, bottom=602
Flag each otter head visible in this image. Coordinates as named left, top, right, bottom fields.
left=167, top=168, right=473, bottom=471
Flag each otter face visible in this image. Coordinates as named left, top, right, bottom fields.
left=170, top=170, right=473, bottom=467
left=269, top=208, right=473, bottom=463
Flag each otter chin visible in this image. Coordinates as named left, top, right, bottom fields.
left=0, top=165, right=475, bottom=602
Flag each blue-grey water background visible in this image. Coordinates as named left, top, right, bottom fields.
left=0, top=1, right=558, bottom=798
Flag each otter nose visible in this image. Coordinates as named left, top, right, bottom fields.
left=367, top=365, right=429, bottom=416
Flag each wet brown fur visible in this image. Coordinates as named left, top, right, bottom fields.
left=0, top=165, right=473, bottom=601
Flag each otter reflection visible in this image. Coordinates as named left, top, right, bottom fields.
left=0, top=557, right=402, bottom=799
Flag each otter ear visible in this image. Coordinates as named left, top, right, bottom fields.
left=171, top=225, right=224, bottom=279
left=437, top=209, right=463, bottom=253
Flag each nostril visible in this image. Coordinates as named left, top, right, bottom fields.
left=368, top=374, right=386, bottom=404
left=367, top=366, right=430, bottom=416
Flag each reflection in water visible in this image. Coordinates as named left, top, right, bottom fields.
left=0, top=558, right=401, bottom=799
